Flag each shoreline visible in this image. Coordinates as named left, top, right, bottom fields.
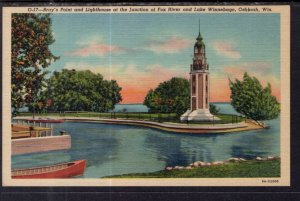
left=14, top=116, right=264, bottom=134
left=105, top=157, right=280, bottom=178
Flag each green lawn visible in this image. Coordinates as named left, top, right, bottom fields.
left=104, top=160, right=280, bottom=178
left=17, top=112, right=244, bottom=124
left=17, top=112, right=176, bottom=120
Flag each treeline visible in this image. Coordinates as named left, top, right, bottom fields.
left=31, top=69, right=122, bottom=113
left=144, top=73, right=280, bottom=121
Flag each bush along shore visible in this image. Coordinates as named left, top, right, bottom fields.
left=105, top=156, right=280, bottom=178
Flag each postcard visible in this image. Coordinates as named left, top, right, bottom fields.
left=2, top=5, right=290, bottom=186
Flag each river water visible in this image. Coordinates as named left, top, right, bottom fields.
left=12, top=103, right=280, bottom=178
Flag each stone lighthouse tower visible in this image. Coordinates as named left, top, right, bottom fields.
left=180, top=23, right=218, bottom=122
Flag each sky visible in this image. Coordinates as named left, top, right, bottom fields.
left=48, top=13, right=280, bottom=104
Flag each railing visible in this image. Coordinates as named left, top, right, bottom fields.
left=12, top=119, right=53, bottom=137
left=18, top=111, right=244, bottom=125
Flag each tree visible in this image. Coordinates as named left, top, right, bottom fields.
left=229, top=72, right=280, bottom=121
left=40, top=69, right=122, bottom=112
left=11, top=13, right=59, bottom=116
left=209, top=104, right=220, bottom=115
left=143, top=77, right=190, bottom=116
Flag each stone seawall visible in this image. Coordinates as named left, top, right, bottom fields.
left=63, top=117, right=261, bottom=134
left=14, top=116, right=264, bottom=134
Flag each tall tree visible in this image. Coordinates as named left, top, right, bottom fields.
left=11, top=13, right=58, bottom=116
left=41, top=69, right=122, bottom=112
left=144, top=77, right=220, bottom=117
left=144, top=77, right=190, bottom=116
left=229, top=72, right=280, bottom=121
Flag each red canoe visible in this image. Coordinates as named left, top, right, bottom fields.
left=12, top=160, right=86, bottom=179
left=27, top=119, right=65, bottom=123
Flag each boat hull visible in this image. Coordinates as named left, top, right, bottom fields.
left=12, top=135, right=71, bottom=155
left=12, top=160, right=86, bottom=179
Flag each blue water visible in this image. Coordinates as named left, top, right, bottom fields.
left=12, top=103, right=280, bottom=178
left=110, top=104, right=149, bottom=113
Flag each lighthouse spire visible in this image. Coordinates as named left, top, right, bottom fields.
left=196, top=19, right=203, bottom=41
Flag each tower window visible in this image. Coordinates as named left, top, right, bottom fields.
left=192, top=75, right=196, bottom=95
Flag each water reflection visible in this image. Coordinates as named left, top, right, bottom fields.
left=11, top=109, right=280, bottom=178
left=229, top=119, right=280, bottom=159
left=55, top=122, right=121, bottom=167
left=12, top=150, right=71, bottom=169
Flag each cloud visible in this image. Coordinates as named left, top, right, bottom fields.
left=213, top=41, right=241, bottom=59
left=76, top=35, right=103, bottom=46
left=63, top=62, right=188, bottom=103
left=65, top=35, right=192, bottom=57
left=64, top=34, right=129, bottom=57
left=223, top=61, right=274, bottom=77
left=62, top=60, right=280, bottom=103
left=143, top=36, right=192, bottom=54
left=64, top=43, right=126, bottom=57
left=63, top=62, right=125, bottom=80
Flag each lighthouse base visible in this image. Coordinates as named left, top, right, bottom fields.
left=180, top=109, right=220, bottom=122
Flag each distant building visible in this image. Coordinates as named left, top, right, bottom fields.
left=181, top=24, right=219, bottom=122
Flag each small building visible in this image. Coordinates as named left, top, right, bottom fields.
left=181, top=24, right=219, bottom=122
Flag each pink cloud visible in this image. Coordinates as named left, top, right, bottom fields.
left=114, top=64, right=189, bottom=101
left=244, top=61, right=273, bottom=74
left=64, top=60, right=280, bottom=103
left=63, top=62, right=189, bottom=103
left=224, top=62, right=274, bottom=77
left=144, top=36, right=192, bottom=54
left=213, top=41, right=241, bottom=59
left=65, top=43, right=125, bottom=57
left=117, top=65, right=189, bottom=103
